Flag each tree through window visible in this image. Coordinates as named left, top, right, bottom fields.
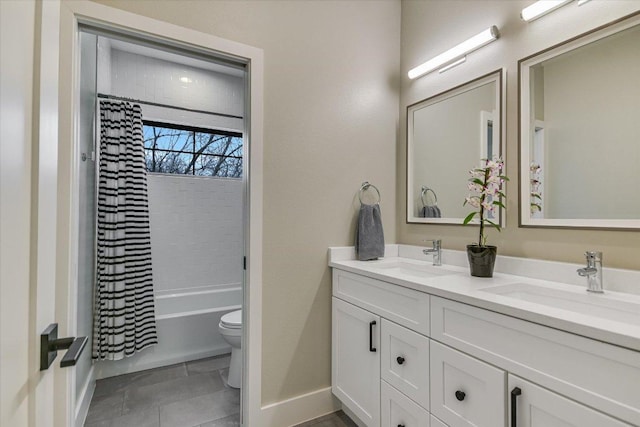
left=143, top=121, right=243, bottom=177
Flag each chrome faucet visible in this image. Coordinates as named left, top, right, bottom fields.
left=423, top=239, right=442, bottom=266
left=577, top=251, right=603, bottom=293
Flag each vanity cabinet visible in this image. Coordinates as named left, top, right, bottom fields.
left=331, top=268, right=639, bottom=427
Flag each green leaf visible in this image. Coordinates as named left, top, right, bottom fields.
left=463, top=212, right=477, bottom=225
left=499, top=175, right=510, bottom=181
left=485, top=219, right=501, bottom=232
left=492, top=201, right=506, bottom=209
left=532, top=194, right=542, bottom=200
left=471, top=178, right=484, bottom=186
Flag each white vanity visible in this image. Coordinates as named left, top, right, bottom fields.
left=329, top=245, right=640, bottom=427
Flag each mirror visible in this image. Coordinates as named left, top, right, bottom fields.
left=520, top=14, right=640, bottom=229
left=407, top=70, right=504, bottom=225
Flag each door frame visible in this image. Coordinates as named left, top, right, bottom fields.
left=57, top=1, right=264, bottom=425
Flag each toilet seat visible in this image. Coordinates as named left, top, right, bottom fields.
left=220, top=309, right=242, bottom=329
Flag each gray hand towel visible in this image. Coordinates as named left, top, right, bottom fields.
left=421, top=205, right=442, bottom=218
left=355, top=204, right=385, bottom=261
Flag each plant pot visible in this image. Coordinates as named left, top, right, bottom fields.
left=466, top=245, right=497, bottom=278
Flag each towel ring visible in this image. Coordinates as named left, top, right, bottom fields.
left=359, top=182, right=381, bottom=205
left=421, top=186, right=438, bottom=207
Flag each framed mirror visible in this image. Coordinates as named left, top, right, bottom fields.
left=519, top=12, right=640, bottom=229
left=407, top=69, right=504, bottom=225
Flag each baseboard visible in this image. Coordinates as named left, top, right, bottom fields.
left=260, top=386, right=340, bottom=427
left=74, top=365, right=96, bottom=427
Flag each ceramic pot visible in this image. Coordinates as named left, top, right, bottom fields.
left=466, top=245, right=497, bottom=278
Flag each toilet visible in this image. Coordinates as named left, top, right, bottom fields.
left=218, top=309, right=242, bottom=388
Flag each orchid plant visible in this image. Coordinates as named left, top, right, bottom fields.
left=530, top=162, right=542, bottom=214
left=463, top=157, right=508, bottom=247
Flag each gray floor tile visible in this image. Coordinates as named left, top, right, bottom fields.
left=293, top=411, right=357, bottom=427
left=111, top=407, right=160, bottom=427
left=84, top=420, right=112, bottom=427
left=95, top=364, right=188, bottom=398
left=198, top=413, right=240, bottom=427
left=85, top=393, right=124, bottom=424
left=159, top=388, right=240, bottom=427
left=123, top=371, right=225, bottom=414
left=186, top=354, right=231, bottom=375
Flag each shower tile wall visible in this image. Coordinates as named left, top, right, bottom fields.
left=147, top=175, right=243, bottom=292
left=107, top=44, right=244, bottom=131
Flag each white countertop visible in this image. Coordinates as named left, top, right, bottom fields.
left=329, top=245, right=640, bottom=352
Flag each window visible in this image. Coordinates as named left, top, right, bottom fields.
left=143, top=121, right=243, bottom=177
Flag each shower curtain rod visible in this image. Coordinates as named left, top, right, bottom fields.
left=97, top=93, right=243, bottom=120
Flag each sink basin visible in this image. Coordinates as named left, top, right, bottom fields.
left=369, top=260, right=457, bottom=278
left=481, top=283, right=640, bottom=324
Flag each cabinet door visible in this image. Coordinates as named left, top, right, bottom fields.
left=381, top=319, right=430, bottom=409
left=508, top=375, right=632, bottom=427
left=381, top=380, right=430, bottom=427
left=430, top=341, right=505, bottom=427
left=333, top=297, right=381, bottom=427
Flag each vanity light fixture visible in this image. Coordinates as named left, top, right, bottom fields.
left=408, top=26, right=500, bottom=80
left=521, top=0, right=572, bottom=22
left=438, top=56, right=467, bottom=74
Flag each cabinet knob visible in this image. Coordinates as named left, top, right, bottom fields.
left=397, top=425, right=405, bottom=427
left=396, top=356, right=405, bottom=365
left=455, top=390, right=466, bottom=401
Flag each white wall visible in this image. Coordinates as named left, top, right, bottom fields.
left=147, top=175, right=243, bottom=292
left=541, top=25, right=640, bottom=219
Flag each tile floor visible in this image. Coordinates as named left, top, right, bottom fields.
left=294, top=411, right=357, bottom=427
left=85, top=353, right=356, bottom=427
left=84, top=354, right=239, bottom=427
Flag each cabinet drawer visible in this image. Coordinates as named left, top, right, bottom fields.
left=381, top=380, right=429, bottom=427
left=430, top=341, right=505, bottom=427
left=380, top=319, right=430, bottom=409
left=430, top=416, right=447, bottom=427
left=431, top=296, right=640, bottom=425
left=333, top=269, right=430, bottom=335
left=509, top=375, right=632, bottom=427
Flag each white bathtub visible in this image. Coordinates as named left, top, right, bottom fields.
left=94, top=283, right=242, bottom=379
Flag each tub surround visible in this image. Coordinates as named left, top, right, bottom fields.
left=329, top=244, right=640, bottom=351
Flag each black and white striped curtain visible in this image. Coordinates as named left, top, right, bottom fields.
left=93, top=100, right=158, bottom=360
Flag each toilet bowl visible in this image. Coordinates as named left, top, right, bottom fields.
left=218, top=309, right=242, bottom=388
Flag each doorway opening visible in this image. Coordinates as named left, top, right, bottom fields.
left=76, top=28, right=248, bottom=427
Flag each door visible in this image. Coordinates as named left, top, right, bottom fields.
left=332, top=297, right=381, bottom=427
left=508, top=375, right=631, bottom=427
left=0, top=1, right=70, bottom=426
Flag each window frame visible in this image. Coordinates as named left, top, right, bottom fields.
left=143, top=120, right=243, bottom=177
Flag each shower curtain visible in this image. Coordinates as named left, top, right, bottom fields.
left=93, top=99, right=158, bottom=360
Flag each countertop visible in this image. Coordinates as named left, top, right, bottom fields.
left=329, top=246, right=640, bottom=352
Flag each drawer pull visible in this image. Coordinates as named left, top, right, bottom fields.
left=455, top=390, right=466, bottom=401
left=396, top=356, right=405, bottom=365
left=397, top=425, right=405, bottom=427
left=369, top=320, right=377, bottom=352
left=511, top=387, right=522, bottom=427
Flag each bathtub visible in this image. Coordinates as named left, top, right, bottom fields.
left=94, top=283, right=242, bottom=379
